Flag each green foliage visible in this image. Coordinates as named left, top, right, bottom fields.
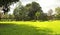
left=55, top=14, right=60, bottom=20
left=13, top=2, right=43, bottom=21
left=1, top=13, right=9, bottom=21
left=39, top=13, right=48, bottom=21
left=35, top=11, right=41, bottom=20
left=13, top=1, right=49, bottom=21
left=35, top=11, right=41, bottom=17
left=55, top=7, right=60, bottom=14
left=0, top=0, right=19, bottom=6
left=28, top=2, right=42, bottom=20
left=55, top=7, right=60, bottom=20
left=13, top=6, right=30, bottom=21
left=8, top=14, right=15, bottom=21
left=0, top=0, right=19, bottom=14
left=0, top=13, right=14, bottom=21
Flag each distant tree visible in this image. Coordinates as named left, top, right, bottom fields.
left=55, top=7, right=60, bottom=20
left=47, top=9, right=53, bottom=16
left=55, top=7, right=60, bottom=14
left=14, top=5, right=31, bottom=21
left=0, top=13, right=9, bottom=21
left=13, top=6, right=23, bottom=21
left=3, top=13, right=9, bottom=19
left=47, top=9, right=54, bottom=20
left=0, top=12, right=4, bottom=20
left=8, top=14, right=15, bottom=21
left=39, top=13, right=48, bottom=21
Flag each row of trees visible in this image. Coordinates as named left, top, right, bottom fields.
left=13, top=2, right=48, bottom=21
left=0, top=1, right=60, bottom=21
left=13, top=1, right=60, bottom=21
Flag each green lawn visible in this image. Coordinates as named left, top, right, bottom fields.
left=0, top=20, right=60, bottom=35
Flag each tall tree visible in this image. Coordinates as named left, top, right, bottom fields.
left=13, top=6, right=26, bottom=21
left=27, top=2, right=43, bottom=20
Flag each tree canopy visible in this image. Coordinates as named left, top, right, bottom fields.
left=0, top=0, right=19, bottom=14
left=13, top=2, right=44, bottom=21
left=0, top=0, right=19, bottom=7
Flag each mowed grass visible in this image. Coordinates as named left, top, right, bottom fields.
left=0, top=20, right=60, bottom=35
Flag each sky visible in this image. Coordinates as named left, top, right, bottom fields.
left=9, top=0, right=60, bottom=14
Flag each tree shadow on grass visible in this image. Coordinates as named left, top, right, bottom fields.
left=0, top=23, right=54, bottom=35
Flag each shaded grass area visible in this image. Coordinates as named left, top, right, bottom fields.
left=0, top=23, right=54, bottom=35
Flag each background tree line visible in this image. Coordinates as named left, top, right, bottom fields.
left=13, top=1, right=48, bottom=21
left=0, top=0, right=60, bottom=21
